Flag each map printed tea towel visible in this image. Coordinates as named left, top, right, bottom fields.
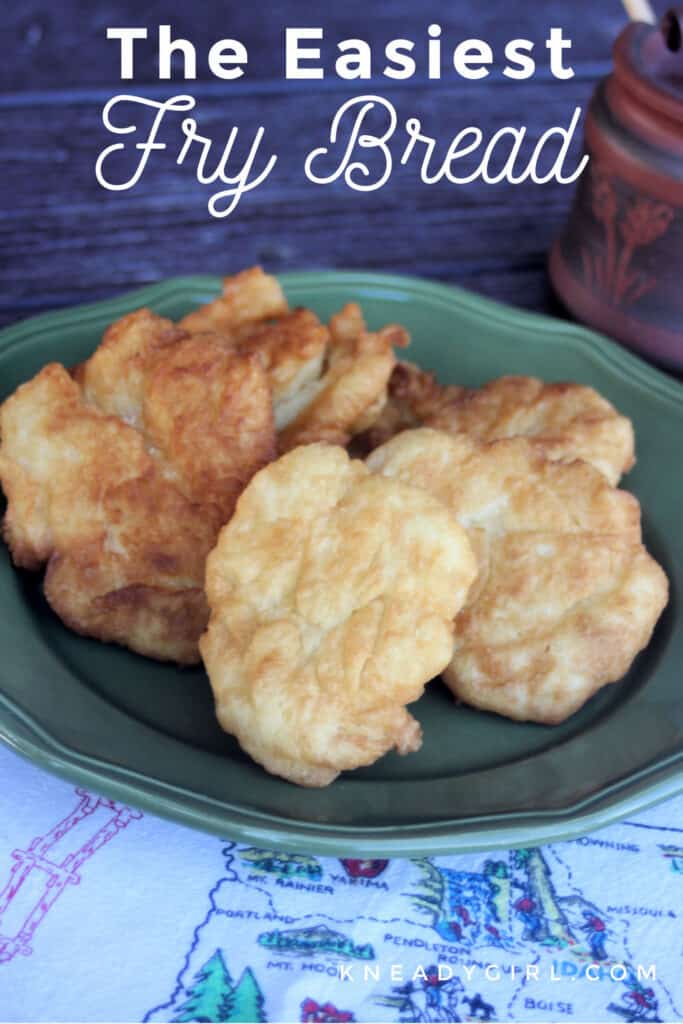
left=0, top=744, right=682, bottom=1023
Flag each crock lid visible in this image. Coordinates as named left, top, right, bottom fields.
left=614, top=10, right=683, bottom=122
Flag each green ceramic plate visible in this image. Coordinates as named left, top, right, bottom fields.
left=0, top=272, right=681, bottom=856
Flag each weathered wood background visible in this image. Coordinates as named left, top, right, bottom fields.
left=1, top=1, right=633, bottom=328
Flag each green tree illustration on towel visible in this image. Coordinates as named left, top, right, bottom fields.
left=173, top=951, right=266, bottom=1023
left=227, top=968, right=266, bottom=1023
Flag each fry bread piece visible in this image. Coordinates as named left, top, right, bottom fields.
left=426, top=375, right=635, bottom=486
left=238, top=308, right=330, bottom=427
left=142, top=333, right=276, bottom=517
left=200, top=444, right=477, bottom=786
left=0, top=364, right=213, bottom=663
left=178, top=266, right=288, bottom=338
left=276, top=304, right=408, bottom=451
left=202, top=297, right=410, bottom=450
left=355, top=360, right=464, bottom=453
left=1, top=321, right=276, bottom=662
left=368, top=429, right=667, bottom=724
left=74, top=308, right=187, bottom=428
left=78, top=311, right=275, bottom=521
left=183, top=273, right=409, bottom=450
left=361, top=369, right=635, bottom=486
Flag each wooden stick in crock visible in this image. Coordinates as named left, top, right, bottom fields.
left=621, top=0, right=657, bottom=23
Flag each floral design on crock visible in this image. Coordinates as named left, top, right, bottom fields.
left=581, top=164, right=675, bottom=307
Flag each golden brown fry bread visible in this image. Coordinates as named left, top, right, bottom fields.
left=0, top=365, right=212, bottom=662
left=228, top=299, right=408, bottom=451
left=355, top=360, right=464, bottom=453
left=182, top=269, right=409, bottom=450
left=367, top=429, right=668, bottom=724
left=1, top=323, right=276, bottom=663
left=200, top=444, right=477, bottom=786
left=77, top=311, right=276, bottom=520
left=74, top=308, right=187, bottom=427
left=360, top=369, right=635, bottom=486
left=178, top=266, right=288, bottom=338
left=215, top=298, right=408, bottom=450
left=276, top=303, right=409, bottom=451
left=141, top=333, right=276, bottom=517
left=425, top=375, right=635, bottom=486
left=238, top=307, right=329, bottom=423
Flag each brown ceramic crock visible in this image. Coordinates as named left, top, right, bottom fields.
left=550, top=9, right=683, bottom=370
